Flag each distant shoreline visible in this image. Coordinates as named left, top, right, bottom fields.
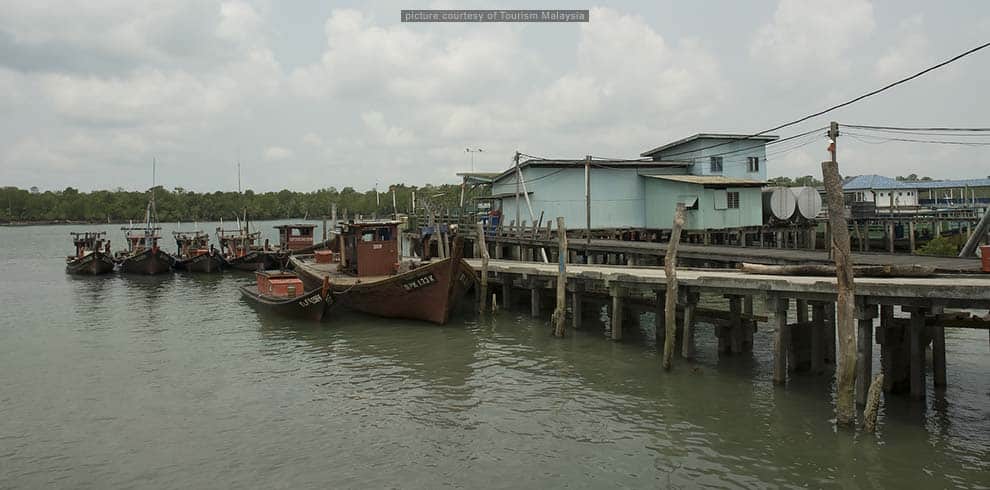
left=0, top=220, right=127, bottom=227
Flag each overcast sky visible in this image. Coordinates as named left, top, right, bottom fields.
left=2, top=0, right=989, bottom=192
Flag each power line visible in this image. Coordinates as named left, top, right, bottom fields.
left=843, top=124, right=990, bottom=132
left=657, top=40, right=990, bottom=159
left=843, top=131, right=990, bottom=146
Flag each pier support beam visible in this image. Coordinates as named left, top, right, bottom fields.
left=654, top=288, right=666, bottom=347
left=932, top=324, right=947, bottom=388
left=530, top=282, right=542, bottom=318
left=905, top=306, right=929, bottom=399
left=571, top=282, right=584, bottom=330
left=770, top=296, right=790, bottom=385
left=743, top=296, right=755, bottom=351
left=610, top=284, right=625, bottom=341
left=855, top=299, right=878, bottom=406
left=810, top=302, right=825, bottom=374
left=722, top=295, right=744, bottom=354
left=681, top=290, right=699, bottom=359
left=502, top=277, right=513, bottom=309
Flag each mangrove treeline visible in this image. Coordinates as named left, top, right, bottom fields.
left=0, top=184, right=466, bottom=223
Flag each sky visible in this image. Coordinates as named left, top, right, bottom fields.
left=1, top=0, right=989, bottom=193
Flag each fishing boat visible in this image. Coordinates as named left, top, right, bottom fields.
left=65, top=231, right=115, bottom=275
left=239, top=270, right=333, bottom=321
left=273, top=223, right=336, bottom=255
left=216, top=224, right=278, bottom=271
left=173, top=230, right=224, bottom=273
left=290, top=220, right=475, bottom=325
left=117, top=178, right=175, bottom=275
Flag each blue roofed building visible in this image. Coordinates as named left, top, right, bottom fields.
left=842, top=174, right=990, bottom=212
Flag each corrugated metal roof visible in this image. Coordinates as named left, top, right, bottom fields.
left=641, top=133, right=780, bottom=157
left=643, top=175, right=767, bottom=187
left=842, top=174, right=990, bottom=190
left=491, top=159, right=690, bottom=183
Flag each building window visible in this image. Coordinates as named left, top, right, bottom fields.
left=727, top=191, right=740, bottom=209
left=747, top=157, right=759, bottom=172
left=710, top=156, right=723, bottom=173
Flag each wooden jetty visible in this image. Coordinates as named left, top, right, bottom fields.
left=474, top=227, right=983, bottom=273
left=464, top=256, right=990, bottom=407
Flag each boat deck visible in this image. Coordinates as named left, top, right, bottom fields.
left=292, top=259, right=393, bottom=286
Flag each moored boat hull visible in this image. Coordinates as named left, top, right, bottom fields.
left=174, top=252, right=225, bottom=273
left=118, top=248, right=174, bottom=275
left=65, top=251, right=116, bottom=275
left=294, top=256, right=474, bottom=325
left=239, top=285, right=331, bottom=321
left=225, top=250, right=280, bottom=271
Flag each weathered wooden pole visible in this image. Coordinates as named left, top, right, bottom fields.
left=959, top=205, right=990, bottom=257
left=822, top=122, right=858, bottom=426
left=863, top=373, right=884, bottom=433
left=552, top=217, right=568, bottom=337
left=476, top=223, right=489, bottom=315
left=662, top=203, right=685, bottom=370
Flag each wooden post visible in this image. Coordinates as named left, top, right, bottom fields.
left=887, top=221, right=895, bottom=253
left=932, top=324, right=946, bottom=387
left=811, top=302, right=825, bottom=374
left=663, top=203, right=685, bottom=370
left=908, top=308, right=927, bottom=399
left=959, top=205, right=990, bottom=257
left=476, top=223, right=489, bottom=315
left=855, top=299, right=877, bottom=406
left=610, top=284, right=624, bottom=341
left=502, top=276, right=513, bottom=309
left=908, top=220, right=916, bottom=253
left=863, top=373, right=884, bottom=433
left=530, top=281, right=541, bottom=318
left=681, top=291, right=698, bottom=359
left=822, top=142, right=858, bottom=426
left=552, top=217, right=568, bottom=337
left=771, top=296, right=790, bottom=385
left=743, top=295, right=754, bottom=351
left=728, top=295, right=743, bottom=354
left=571, top=282, right=583, bottom=330
left=654, top=289, right=666, bottom=347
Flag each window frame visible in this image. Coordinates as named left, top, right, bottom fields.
left=726, top=191, right=740, bottom=209
left=709, top=156, right=723, bottom=173
left=747, top=156, right=759, bottom=172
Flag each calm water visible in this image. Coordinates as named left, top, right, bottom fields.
left=1, top=222, right=988, bottom=489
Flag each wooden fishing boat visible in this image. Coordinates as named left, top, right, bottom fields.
left=116, top=188, right=174, bottom=275
left=173, top=230, right=225, bottom=273
left=273, top=223, right=336, bottom=255
left=240, top=270, right=333, bottom=321
left=216, top=226, right=279, bottom=271
left=65, top=231, right=115, bottom=275
left=290, top=220, right=475, bottom=325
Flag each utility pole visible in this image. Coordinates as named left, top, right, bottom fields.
left=585, top=155, right=591, bottom=251
left=466, top=148, right=483, bottom=172
left=514, top=151, right=521, bottom=229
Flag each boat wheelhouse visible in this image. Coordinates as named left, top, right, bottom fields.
left=65, top=231, right=115, bottom=275
left=173, top=230, right=224, bottom=273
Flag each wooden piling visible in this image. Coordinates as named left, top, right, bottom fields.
left=476, top=223, right=489, bottom=315
left=932, top=325, right=946, bottom=387
left=530, top=282, right=541, bottom=318
left=908, top=308, right=927, bottom=399
left=811, top=302, right=825, bottom=374
left=681, top=291, right=698, bottom=359
left=822, top=155, right=858, bottom=426
left=552, top=217, right=568, bottom=337
left=887, top=222, right=895, bottom=253
left=502, top=277, right=512, bottom=309
left=855, top=299, right=877, bottom=406
left=610, top=284, right=624, bottom=341
left=728, top=295, right=743, bottom=354
left=654, top=289, right=665, bottom=347
left=771, top=296, right=790, bottom=385
left=662, top=203, right=685, bottom=370
left=863, top=373, right=884, bottom=433
left=908, top=220, right=916, bottom=253
left=571, top=282, right=583, bottom=330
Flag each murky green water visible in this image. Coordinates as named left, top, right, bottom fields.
left=1, top=223, right=988, bottom=488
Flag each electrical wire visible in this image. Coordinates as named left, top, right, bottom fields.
left=843, top=131, right=990, bottom=146
left=842, top=124, right=990, bottom=132
left=654, top=40, right=990, bottom=159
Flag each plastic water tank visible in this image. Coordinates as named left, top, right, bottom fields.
left=791, top=186, right=823, bottom=220
left=762, top=187, right=797, bottom=222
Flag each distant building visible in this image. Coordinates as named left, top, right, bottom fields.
left=842, top=175, right=990, bottom=213
left=30, top=186, right=39, bottom=194
left=489, top=133, right=777, bottom=231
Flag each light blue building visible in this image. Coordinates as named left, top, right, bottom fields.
left=490, top=134, right=777, bottom=231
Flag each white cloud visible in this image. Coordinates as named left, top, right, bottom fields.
left=264, top=146, right=293, bottom=161
left=751, top=0, right=875, bottom=77
left=360, top=111, right=415, bottom=147
left=301, top=133, right=323, bottom=146
left=874, top=14, right=928, bottom=80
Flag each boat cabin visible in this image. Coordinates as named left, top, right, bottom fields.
left=340, top=220, right=400, bottom=277
left=255, top=270, right=306, bottom=298
left=216, top=227, right=261, bottom=257
left=121, top=226, right=161, bottom=252
left=174, top=230, right=212, bottom=258
left=274, top=224, right=317, bottom=251
left=70, top=231, right=108, bottom=257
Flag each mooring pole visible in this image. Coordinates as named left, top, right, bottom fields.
left=662, top=203, right=685, bottom=370
left=476, top=222, right=489, bottom=315
left=552, top=217, right=568, bottom=337
left=822, top=120, right=857, bottom=427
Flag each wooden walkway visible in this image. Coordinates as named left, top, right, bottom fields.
left=482, top=236, right=983, bottom=273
